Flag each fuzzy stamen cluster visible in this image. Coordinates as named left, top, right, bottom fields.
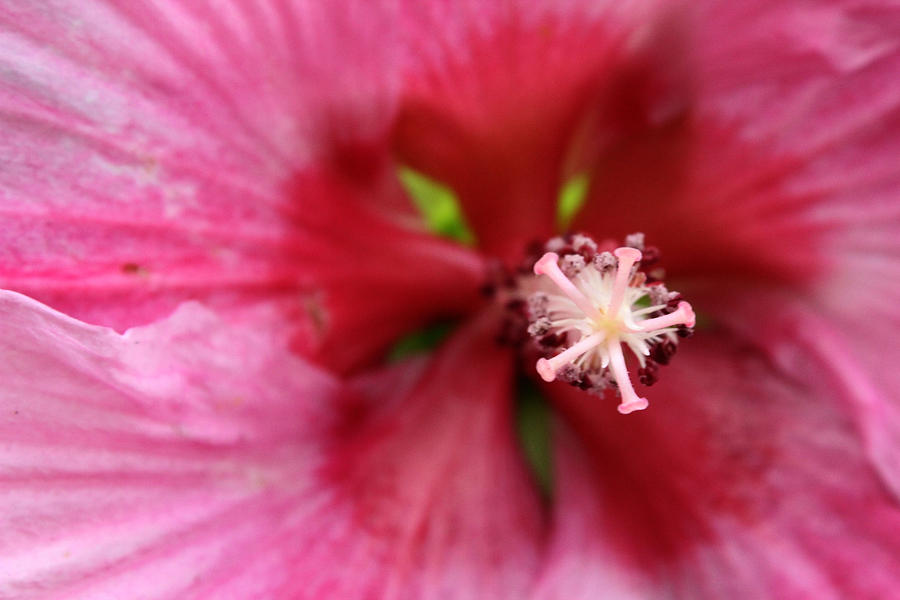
left=528, top=233, right=694, bottom=414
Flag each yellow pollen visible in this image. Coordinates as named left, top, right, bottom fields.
left=590, top=312, right=625, bottom=338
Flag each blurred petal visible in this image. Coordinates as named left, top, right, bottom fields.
left=285, top=171, right=485, bottom=374
left=394, top=1, right=662, bottom=260
left=573, top=0, right=900, bottom=289
left=0, top=294, right=542, bottom=598
left=531, top=424, right=657, bottom=600
left=568, top=1, right=900, bottom=500
left=0, top=1, right=421, bottom=330
left=720, top=298, right=900, bottom=503
left=0, top=291, right=342, bottom=598
left=0, top=1, right=488, bottom=371
left=324, top=311, right=545, bottom=598
left=692, top=0, right=900, bottom=509
left=546, top=334, right=900, bottom=599
left=797, top=314, right=900, bottom=503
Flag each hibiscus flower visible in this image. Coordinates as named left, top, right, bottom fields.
left=2, top=1, right=899, bottom=598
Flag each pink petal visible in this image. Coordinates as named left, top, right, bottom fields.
left=2, top=1, right=485, bottom=362
left=321, top=310, right=545, bottom=598
left=566, top=1, right=900, bottom=498
left=394, top=2, right=656, bottom=260
left=0, top=293, right=543, bottom=598
left=572, top=1, right=900, bottom=287
left=0, top=0, right=488, bottom=370
left=0, top=291, right=342, bottom=598
left=798, top=313, right=900, bottom=504
left=283, top=172, right=486, bottom=374
left=544, top=335, right=900, bottom=599
left=531, top=424, right=657, bottom=600
left=713, top=291, right=900, bottom=503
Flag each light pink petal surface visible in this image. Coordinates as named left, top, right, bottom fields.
left=797, top=313, right=900, bottom=503
left=710, top=291, right=900, bottom=503
left=0, top=0, right=486, bottom=361
left=0, top=0, right=303, bottom=318
left=0, top=291, right=342, bottom=599
left=544, top=335, right=900, bottom=599
left=0, top=293, right=542, bottom=598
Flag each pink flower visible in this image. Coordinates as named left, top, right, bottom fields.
left=1, top=1, right=899, bottom=598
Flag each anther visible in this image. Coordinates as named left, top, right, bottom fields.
left=527, top=292, right=549, bottom=318
left=528, top=317, right=552, bottom=337
left=648, top=283, right=670, bottom=305
left=650, top=339, right=677, bottom=365
left=593, top=251, right=617, bottom=273
left=638, top=360, right=660, bottom=386
left=624, top=232, right=645, bottom=250
left=561, top=254, right=586, bottom=277
left=571, top=234, right=598, bottom=258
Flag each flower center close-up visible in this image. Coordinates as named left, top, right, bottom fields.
left=1, top=2, right=899, bottom=599
left=528, top=234, right=695, bottom=414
